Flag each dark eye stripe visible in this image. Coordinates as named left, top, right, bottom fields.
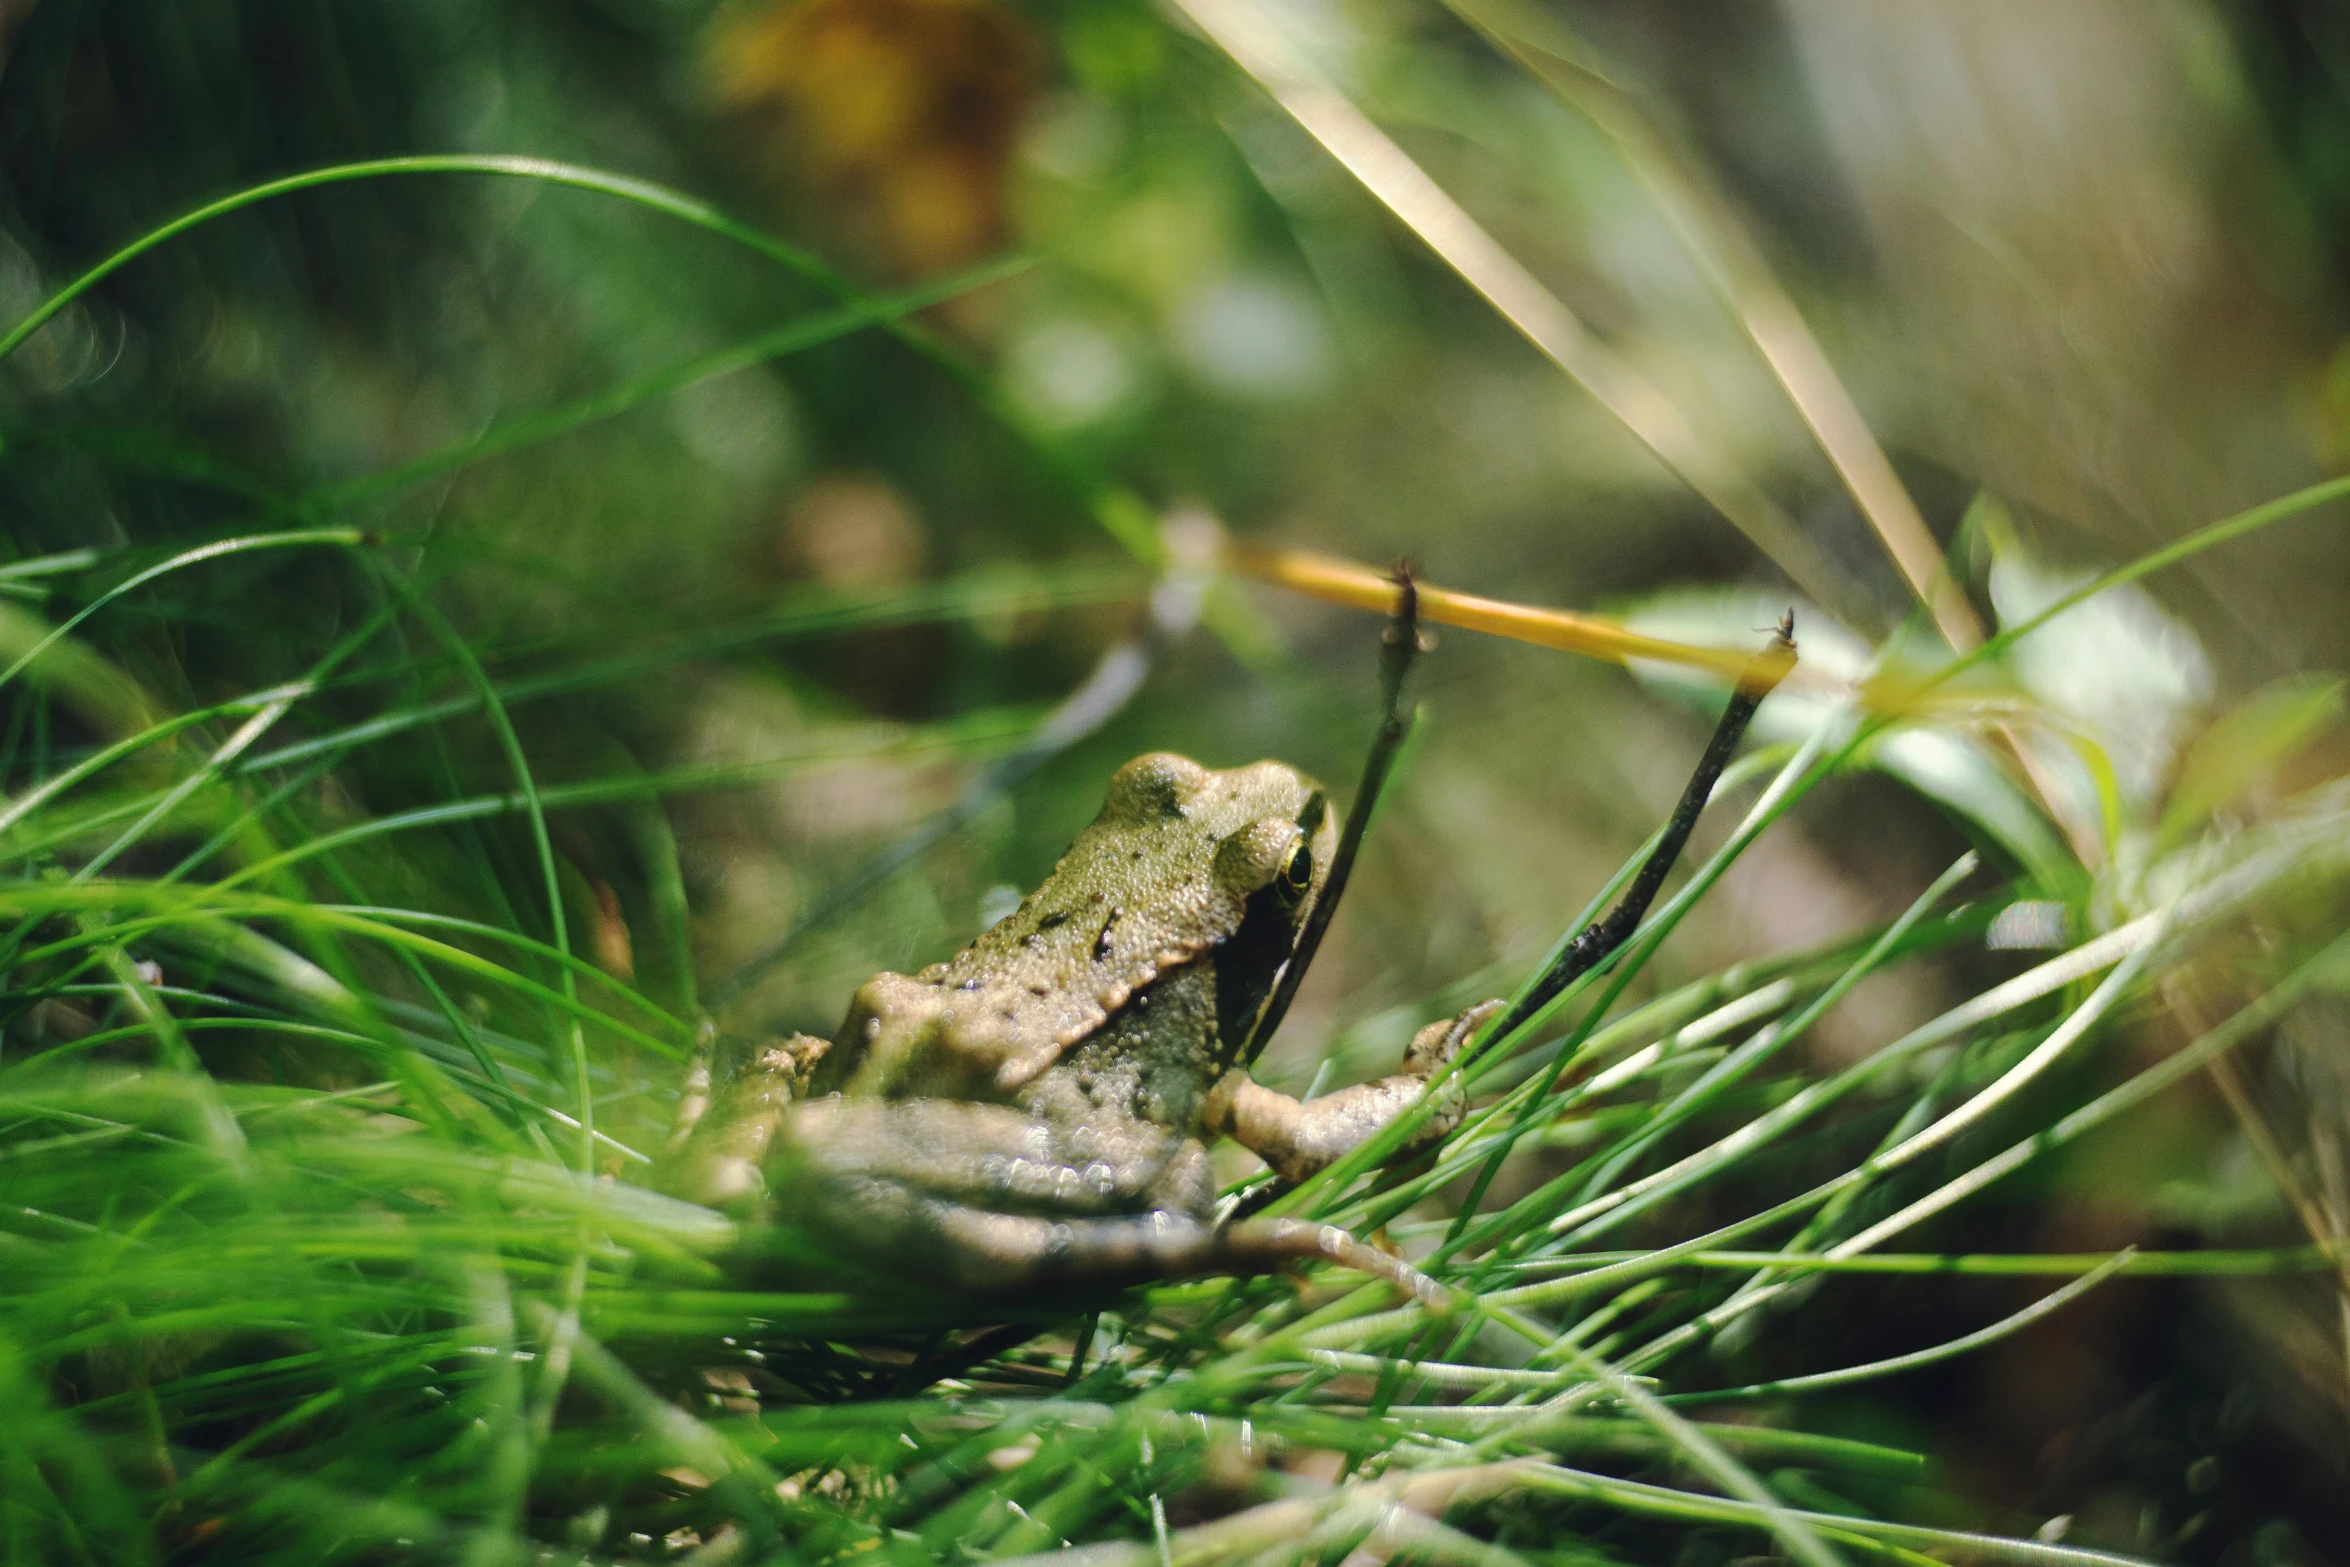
left=1298, top=791, right=1329, bottom=837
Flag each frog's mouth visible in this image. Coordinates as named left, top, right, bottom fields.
left=1213, top=788, right=1335, bottom=1070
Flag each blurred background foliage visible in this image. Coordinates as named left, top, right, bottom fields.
left=6, top=0, right=2350, bottom=1562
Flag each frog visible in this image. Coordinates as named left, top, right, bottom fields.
left=659, top=748, right=1501, bottom=1300
left=657, top=592, right=1793, bottom=1303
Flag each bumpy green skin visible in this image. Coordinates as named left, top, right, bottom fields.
left=662, top=751, right=1487, bottom=1294
left=818, top=752, right=1331, bottom=1098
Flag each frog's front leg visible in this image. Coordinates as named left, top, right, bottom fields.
left=657, top=1033, right=833, bottom=1211
left=1204, top=1000, right=1503, bottom=1183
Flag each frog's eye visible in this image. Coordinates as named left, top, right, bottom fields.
left=1275, top=840, right=1315, bottom=906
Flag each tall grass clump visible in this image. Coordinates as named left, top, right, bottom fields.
left=2, top=142, right=2347, bottom=1567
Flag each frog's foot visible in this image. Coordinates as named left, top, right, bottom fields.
left=1214, top=1217, right=1456, bottom=1309
left=657, top=1033, right=832, bottom=1211
left=1203, top=999, right=1504, bottom=1183
left=801, top=1176, right=1453, bottom=1306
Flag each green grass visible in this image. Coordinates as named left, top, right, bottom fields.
left=3, top=153, right=2347, bottom=1567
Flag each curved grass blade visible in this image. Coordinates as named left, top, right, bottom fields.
left=1667, top=1248, right=2136, bottom=1404
left=0, top=154, right=1161, bottom=563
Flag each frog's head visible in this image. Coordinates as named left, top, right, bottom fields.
left=837, top=751, right=1341, bottom=1096
left=1098, top=753, right=1334, bottom=920
left=1098, top=752, right=1338, bottom=1065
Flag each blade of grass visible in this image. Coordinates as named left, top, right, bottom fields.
left=1613, top=924, right=2350, bottom=1379
left=218, top=707, right=1040, bottom=896
left=1667, top=1248, right=2136, bottom=1404
left=1486, top=1242, right=2349, bottom=1279
left=237, top=565, right=1138, bottom=776
left=1441, top=0, right=1978, bottom=650
left=1425, top=917, right=1931, bottom=1275
left=1171, top=0, right=1856, bottom=613
left=0, top=528, right=366, bottom=697
left=0, top=155, right=1163, bottom=564
left=1565, top=852, right=1974, bottom=1210
left=310, top=253, right=1031, bottom=517
left=0, top=890, right=688, bottom=1060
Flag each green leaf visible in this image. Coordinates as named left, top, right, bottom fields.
left=2156, top=675, right=2345, bottom=854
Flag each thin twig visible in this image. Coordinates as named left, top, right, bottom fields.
left=1493, top=614, right=1797, bottom=1039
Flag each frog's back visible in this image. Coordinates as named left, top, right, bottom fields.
left=810, top=752, right=1327, bottom=1098
left=1015, top=954, right=1223, bottom=1135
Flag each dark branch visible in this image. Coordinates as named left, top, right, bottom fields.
left=1490, top=611, right=1797, bottom=1041
left=1238, top=562, right=1425, bottom=1066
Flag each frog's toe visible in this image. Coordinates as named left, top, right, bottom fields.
left=1402, top=998, right=1507, bottom=1077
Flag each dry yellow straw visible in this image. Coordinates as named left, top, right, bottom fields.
left=1226, top=542, right=1798, bottom=692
